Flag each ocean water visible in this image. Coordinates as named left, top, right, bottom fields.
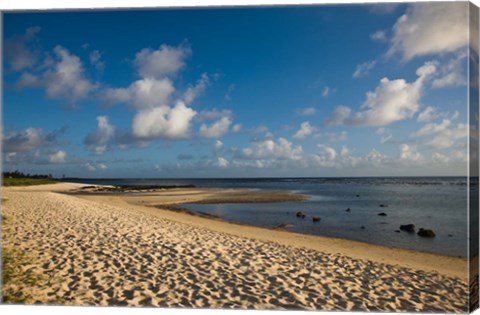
left=76, top=177, right=474, bottom=257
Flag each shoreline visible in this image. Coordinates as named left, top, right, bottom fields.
left=66, top=183, right=468, bottom=280
left=1, top=182, right=469, bottom=310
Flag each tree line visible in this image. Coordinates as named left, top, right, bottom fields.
left=2, top=170, right=54, bottom=179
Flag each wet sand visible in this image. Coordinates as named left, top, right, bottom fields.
left=1, top=183, right=469, bottom=311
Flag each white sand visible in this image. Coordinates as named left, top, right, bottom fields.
left=1, top=183, right=469, bottom=311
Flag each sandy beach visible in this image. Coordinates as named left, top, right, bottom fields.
left=1, top=182, right=469, bottom=311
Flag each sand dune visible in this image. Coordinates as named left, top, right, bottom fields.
left=1, top=183, right=468, bottom=311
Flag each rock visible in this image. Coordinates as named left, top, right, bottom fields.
left=448, top=234, right=453, bottom=237
left=360, top=226, right=365, bottom=229
left=345, top=208, right=351, bottom=212
left=296, top=211, right=306, bottom=219
left=395, top=230, right=400, bottom=233
left=356, top=194, right=360, bottom=197
left=379, top=204, right=388, bottom=208
left=417, top=228, right=435, bottom=238
left=312, top=216, right=321, bottom=222
left=378, top=212, right=387, bottom=216
left=399, top=224, right=415, bottom=233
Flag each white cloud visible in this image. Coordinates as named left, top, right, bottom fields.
left=370, top=30, right=387, bottom=42
left=84, top=163, right=107, bottom=171
left=348, top=62, right=436, bottom=126
left=15, top=72, right=40, bottom=89
left=414, top=119, right=451, bottom=137
left=322, top=105, right=351, bottom=127
left=296, top=106, right=316, bottom=116
left=293, top=121, right=316, bottom=139
left=322, top=131, right=348, bottom=143
left=399, top=144, right=423, bottom=162
left=134, top=43, right=191, bottom=79
left=132, top=101, right=197, bottom=139
left=49, top=150, right=66, bottom=164
left=232, top=124, right=242, bottom=133
left=5, top=26, right=40, bottom=71
left=417, top=106, right=436, bottom=122
left=103, top=78, right=174, bottom=109
left=314, top=145, right=337, bottom=167
left=376, top=127, right=392, bottom=144
left=84, top=116, right=115, bottom=154
left=431, top=52, right=467, bottom=89
left=214, top=140, right=224, bottom=150
left=353, top=61, right=376, bottom=78
left=414, top=115, right=468, bottom=149
left=216, top=157, right=229, bottom=168
left=237, top=138, right=304, bottom=161
left=199, top=117, right=232, bottom=138
left=43, top=46, right=97, bottom=105
left=388, top=3, right=468, bottom=60
left=340, top=145, right=350, bottom=157
left=183, top=73, right=210, bottom=104
left=2, top=127, right=62, bottom=153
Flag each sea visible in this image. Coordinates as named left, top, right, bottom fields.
left=73, top=177, right=477, bottom=258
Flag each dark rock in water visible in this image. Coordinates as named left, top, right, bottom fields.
left=345, top=208, right=351, bottom=212
left=296, top=211, right=306, bottom=219
left=378, top=212, right=387, bottom=216
left=448, top=234, right=453, bottom=237
left=395, top=230, right=400, bottom=233
left=379, top=204, right=388, bottom=208
left=312, top=216, right=321, bottom=222
left=360, top=226, right=365, bottom=229
left=417, top=228, right=435, bottom=238
left=356, top=194, right=360, bottom=197
left=400, top=224, right=416, bottom=233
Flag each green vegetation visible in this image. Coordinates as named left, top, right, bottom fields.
left=2, top=177, right=57, bottom=187
left=2, top=247, right=42, bottom=303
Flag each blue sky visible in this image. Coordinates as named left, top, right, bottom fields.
left=2, top=2, right=476, bottom=178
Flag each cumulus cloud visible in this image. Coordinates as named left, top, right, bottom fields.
left=293, top=122, right=316, bottom=139
left=132, top=101, right=197, bottom=139
left=414, top=119, right=468, bottom=149
left=322, top=105, right=352, bottom=127
left=42, top=46, right=98, bottom=106
left=183, top=74, right=210, bottom=104
left=236, top=138, right=304, bottom=161
left=84, top=162, right=107, bottom=171
left=417, top=106, right=436, bottom=122
left=353, top=61, right=376, bottom=78
left=314, top=145, right=337, bottom=167
left=134, top=43, right=191, bottom=79
left=216, top=157, right=229, bottom=168
left=3, top=127, right=64, bottom=153
left=84, top=116, right=115, bottom=154
left=103, top=78, right=174, bottom=109
left=431, top=52, right=467, bottom=89
left=399, top=144, right=423, bottom=162
left=49, top=150, right=67, bottom=164
left=199, top=117, right=232, bottom=138
left=5, top=26, right=40, bottom=71
left=348, top=61, right=436, bottom=126
left=387, top=3, right=468, bottom=60
left=14, top=72, right=40, bottom=89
